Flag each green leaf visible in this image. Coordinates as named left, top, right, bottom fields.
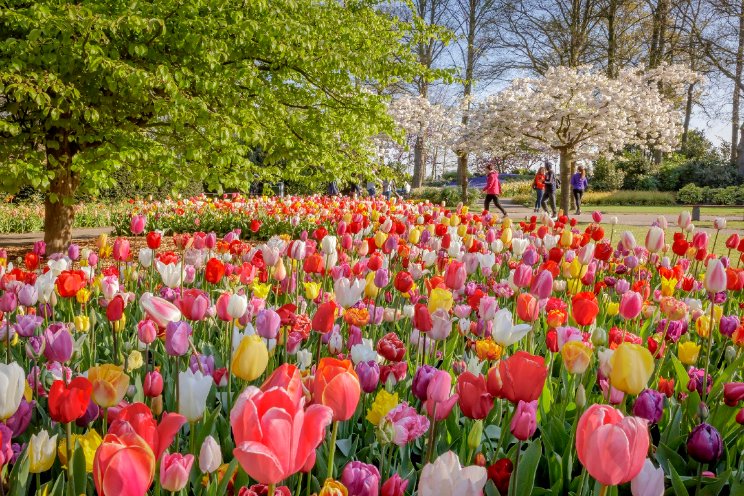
left=668, top=465, right=690, bottom=496
left=216, top=458, right=239, bottom=496
left=515, top=440, right=542, bottom=495
left=8, top=451, right=30, bottom=496
left=72, top=440, right=87, bottom=495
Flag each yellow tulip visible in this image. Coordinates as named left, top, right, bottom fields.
left=366, top=390, right=398, bottom=426
left=566, top=279, right=583, bottom=295
left=502, top=217, right=512, bottom=229
left=251, top=283, right=271, bottom=300
left=126, top=350, right=144, bottom=372
left=58, top=429, right=102, bottom=472
left=428, top=287, right=454, bottom=313
left=373, top=231, right=387, bottom=249
left=457, top=224, right=467, bottom=237
left=112, top=314, right=126, bottom=333
left=364, top=272, right=379, bottom=299
left=678, top=341, right=701, bottom=365
left=561, top=341, right=593, bottom=374
left=442, top=217, right=451, bottom=227
left=606, top=301, right=619, bottom=317
left=463, top=234, right=474, bottom=249
left=73, top=315, right=90, bottom=333
left=88, top=364, right=130, bottom=408
left=660, top=278, right=677, bottom=297
left=76, top=288, right=91, bottom=305
left=500, top=228, right=513, bottom=246
left=451, top=215, right=461, bottom=227
left=231, top=335, right=269, bottom=381
left=319, top=479, right=349, bottom=496
left=560, top=229, right=573, bottom=248
left=408, top=228, right=421, bottom=244
left=696, top=315, right=712, bottom=338
left=304, top=281, right=321, bottom=300
left=29, top=430, right=57, bottom=473
left=462, top=206, right=469, bottom=214
left=609, top=343, right=654, bottom=395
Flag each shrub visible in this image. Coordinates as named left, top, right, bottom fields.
left=677, top=183, right=703, bottom=204
left=409, top=187, right=480, bottom=206
left=591, top=158, right=626, bottom=191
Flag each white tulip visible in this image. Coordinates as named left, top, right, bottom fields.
left=0, top=362, right=25, bottom=420
left=491, top=309, right=532, bottom=346
left=138, top=248, right=154, bottom=268
left=178, top=369, right=212, bottom=422
left=227, top=294, right=248, bottom=319
left=28, top=429, right=58, bottom=473
left=418, top=451, right=487, bottom=496
left=198, top=435, right=222, bottom=474
left=156, top=260, right=183, bottom=288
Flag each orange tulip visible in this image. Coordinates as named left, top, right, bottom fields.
left=516, top=293, right=539, bottom=323
left=572, top=292, right=599, bottom=327
left=312, top=358, right=361, bottom=421
left=93, top=427, right=156, bottom=496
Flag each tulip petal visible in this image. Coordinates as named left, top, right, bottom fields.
left=587, top=424, right=631, bottom=486
left=233, top=441, right=285, bottom=485
left=293, top=404, right=333, bottom=473
left=155, top=413, right=187, bottom=460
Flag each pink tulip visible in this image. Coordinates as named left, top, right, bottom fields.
left=691, top=232, right=709, bottom=250
left=620, top=232, right=636, bottom=251
left=93, top=428, right=155, bottom=496
left=113, top=238, right=131, bottom=262
left=530, top=270, right=553, bottom=300
left=576, top=404, right=649, bottom=486
left=512, top=265, right=533, bottom=288
left=231, top=385, right=333, bottom=484
left=704, top=259, right=726, bottom=293
left=510, top=400, right=538, bottom=441
left=619, top=291, right=643, bottom=320
left=215, top=293, right=232, bottom=322
left=130, top=215, right=146, bottom=235
left=139, top=293, right=181, bottom=328
left=678, top=211, right=691, bottom=229
left=644, top=227, right=664, bottom=254
left=592, top=211, right=603, bottom=223
left=444, top=261, right=466, bottom=291
left=159, top=452, right=194, bottom=492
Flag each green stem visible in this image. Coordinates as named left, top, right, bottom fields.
left=598, top=484, right=608, bottom=496
left=425, top=406, right=438, bottom=463
left=267, top=483, right=276, bottom=495
left=701, top=301, right=716, bottom=405
left=66, top=422, right=73, bottom=496
left=508, top=441, right=522, bottom=496
left=327, top=420, right=339, bottom=479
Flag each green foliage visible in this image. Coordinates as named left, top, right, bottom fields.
left=677, top=183, right=744, bottom=205
left=410, top=186, right=480, bottom=205
left=0, top=0, right=429, bottom=215
left=0, top=201, right=125, bottom=234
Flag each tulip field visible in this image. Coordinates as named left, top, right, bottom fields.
left=0, top=195, right=743, bottom=496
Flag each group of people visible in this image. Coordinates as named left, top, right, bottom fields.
left=482, top=161, right=588, bottom=217
left=328, top=177, right=411, bottom=200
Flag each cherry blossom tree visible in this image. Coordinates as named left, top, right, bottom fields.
left=462, top=64, right=701, bottom=212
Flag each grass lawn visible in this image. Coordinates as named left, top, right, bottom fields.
left=592, top=205, right=744, bottom=217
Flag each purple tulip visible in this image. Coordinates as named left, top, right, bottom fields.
left=68, top=244, right=80, bottom=261
left=189, top=354, right=215, bottom=376
left=412, top=365, right=438, bottom=402
left=0, top=424, right=13, bottom=467
left=76, top=399, right=101, bottom=427
left=165, top=320, right=192, bottom=356
left=255, top=309, right=281, bottom=339
left=5, top=399, right=34, bottom=437
left=43, top=323, right=73, bottom=362
left=687, top=423, right=723, bottom=463
left=347, top=325, right=362, bottom=350
left=687, top=367, right=713, bottom=397
left=719, top=315, right=739, bottom=337
left=32, top=240, right=46, bottom=257
left=13, top=314, right=43, bottom=338
left=614, top=279, right=630, bottom=295
left=17, top=285, right=38, bottom=307
left=25, top=336, right=44, bottom=360
left=522, top=247, right=539, bottom=266
left=355, top=360, right=380, bottom=393
left=341, top=461, right=381, bottom=496
left=633, top=389, right=664, bottom=424
left=374, top=269, right=389, bottom=288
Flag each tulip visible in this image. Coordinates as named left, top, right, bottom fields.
left=231, top=384, right=333, bottom=484
left=109, top=403, right=186, bottom=460
left=88, top=364, right=130, bottom=408
left=619, top=291, right=643, bottom=320
left=334, top=277, right=366, bottom=308
left=444, top=261, right=466, bottom=291
left=686, top=423, right=723, bottom=463
left=165, top=320, right=192, bottom=356
left=313, top=358, right=361, bottom=421
left=609, top=343, right=654, bottom=395
left=488, top=351, right=547, bottom=404
left=356, top=360, right=380, bottom=393
left=491, top=308, right=531, bottom=347
left=430, top=308, right=453, bottom=340
left=529, top=270, right=553, bottom=300
left=576, top=404, right=649, bottom=486
left=17, top=284, right=38, bottom=307
left=0, top=362, right=25, bottom=420
left=341, top=461, right=381, bottom=496
left=137, top=319, right=158, bottom=344
left=723, top=382, right=744, bottom=406
left=630, top=459, right=664, bottom=496
left=704, top=259, right=726, bottom=293
left=29, top=429, right=57, bottom=473
left=561, top=341, right=593, bottom=374
left=178, top=289, right=210, bottom=321
left=93, top=430, right=156, bottom=496
left=198, top=435, right=222, bottom=474
left=510, top=399, right=538, bottom=441
left=418, top=451, right=487, bottom=496
left=516, top=293, right=539, bottom=322
left=381, top=473, right=408, bottom=496
left=139, top=292, right=181, bottom=328
left=312, top=300, right=338, bottom=334
left=205, top=257, right=226, bottom=284
left=43, top=323, right=73, bottom=362
left=232, top=335, right=269, bottom=381
left=456, top=372, right=493, bottom=420
left=633, top=389, right=664, bottom=424
left=178, top=369, right=212, bottom=422
left=130, top=214, right=146, bottom=235
left=678, top=341, right=701, bottom=365
left=256, top=309, right=281, bottom=339
left=572, top=292, right=599, bottom=326
left=48, top=377, right=93, bottom=424
left=160, top=452, right=194, bottom=492
left=143, top=371, right=163, bottom=398
left=645, top=226, right=664, bottom=253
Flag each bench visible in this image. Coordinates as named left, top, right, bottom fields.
left=690, top=205, right=744, bottom=222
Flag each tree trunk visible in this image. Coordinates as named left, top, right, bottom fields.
left=559, top=148, right=573, bottom=215
left=738, top=123, right=744, bottom=175
left=732, top=0, right=744, bottom=163
left=412, top=134, right=426, bottom=188
left=44, top=166, right=78, bottom=253
left=606, top=0, right=617, bottom=78
left=682, top=83, right=695, bottom=147
left=457, top=152, right=469, bottom=203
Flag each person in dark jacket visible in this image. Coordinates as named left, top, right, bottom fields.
left=540, top=161, right=558, bottom=217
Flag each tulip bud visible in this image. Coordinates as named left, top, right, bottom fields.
left=144, top=371, right=164, bottom=397
left=467, top=420, right=484, bottom=450
left=591, top=327, right=607, bottom=347
left=199, top=435, right=222, bottom=474
left=725, top=346, right=737, bottom=364
left=151, top=395, right=164, bottom=415
left=696, top=401, right=709, bottom=422
left=576, top=384, right=586, bottom=409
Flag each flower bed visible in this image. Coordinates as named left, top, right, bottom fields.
left=0, top=198, right=743, bottom=495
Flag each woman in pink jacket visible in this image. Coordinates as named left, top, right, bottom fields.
left=483, top=163, right=507, bottom=216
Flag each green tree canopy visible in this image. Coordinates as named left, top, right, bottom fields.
left=0, top=0, right=427, bottom=249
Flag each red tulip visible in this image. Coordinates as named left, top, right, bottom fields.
left=24, top=252, right=39, bottom=271
left=261, top=364, right=304, bottom=405
left=393, top=271, right=414, bottom=293
left=93, top=428, right=156, bottom=496
left=487, top=458, right=513, bottom=495
left=106, top=295, right=125, bottom=322
left=572, top=292, right=599, bottom=326
left=413, top=303, right=433, bottom=332
left=444, top=260, right=466, bottom=291
left=456, top=372, right=493, bottom=420
left=56, top=270, right=87, bottom=298
left=311, top=300, right=337, bottom=334
left=205, top=258, right=225, bottom=284
left=303, top=253, right=325, bottom=274
left=146, top=231, right=162, bottom=249
left=48, top=377, right=93, bottom=423
left=377, top=332, right=406, bottom=362
left=487, top=351, right=547, bottom=404
left=312, top=358, right=361, bottom=421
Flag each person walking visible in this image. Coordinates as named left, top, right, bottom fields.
left=533, top=166, right=546, bottom=213
left=327, top=180, right=340, bottom=196
left=366, top=177, right=377, bottom=197
left=482, top=163, right=507, bottom=216
left=541, top=161, right=558, bottom=217
left=382, top=178, right=395, bottom=200
left=570, top=165, right=588, bottom=215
